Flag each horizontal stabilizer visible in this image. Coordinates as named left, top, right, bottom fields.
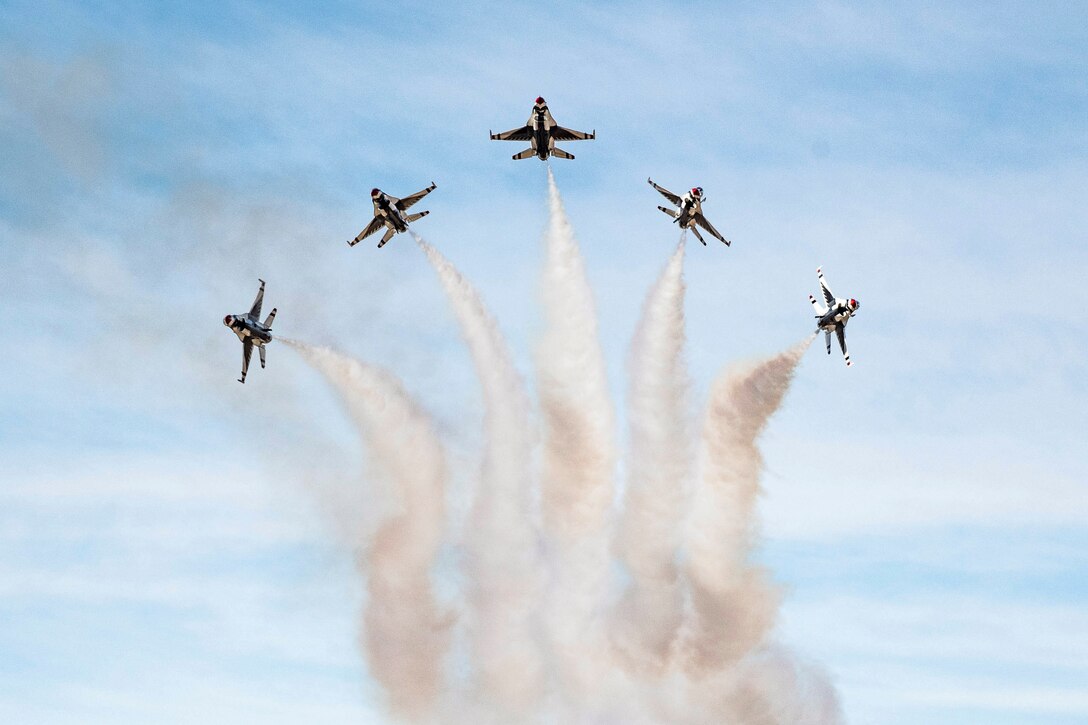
left=657, top=205, right=677, bottom=218
left=377, top=227, right=397, bottom=248
left=263, top=308, right=277, bottom=328
left=690, top=226, right=707, bottom=245
left=513, top=148, right=536, bottom=160
left=405, top=211, right=429, bottom=223
left=551, top=147, right=574, bottom=160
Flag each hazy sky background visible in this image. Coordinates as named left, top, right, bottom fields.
left=2, top=1, right=1086, bottom=723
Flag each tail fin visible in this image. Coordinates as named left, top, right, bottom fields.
left=513, top=148, right=536, bottom=160
left=377, top=227, right=397, bottom=248
left=825, top=329, right=832, bottom=355
left=263, top=307, right=277, bottom=328
left=258, top=345, right=267, bottom=369
left=551, top=147, right=574, bottom=160
left=405, top=211, right=429, bottom=224
left=808, top=294, right=827, bottom=316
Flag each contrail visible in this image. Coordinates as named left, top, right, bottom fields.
left=612, top=236, right=692, bottom=676
left=680, top=336, right=815, bottom=677
left=537, top=167, right=617, bottom=702
left=283, top=340, right=451, bottom=719
left=412, top=233, right=545, bottom=713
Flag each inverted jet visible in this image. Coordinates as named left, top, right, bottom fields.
left=224, top=279, right=277, bottom=384
left=647, top=178, right=730, bottom=246
left=349, top=183, right=436, bottom=248
left=490, top=97, right=595, bottom=160
left=808, top=266, right=860, bottom=367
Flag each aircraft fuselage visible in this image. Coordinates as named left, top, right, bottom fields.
left=373, top=194, right=408, bottom=232
left=675, top=195, right=702, bottom=228
left=226, top=317, right=272, bottom=346
left=531, top=106, right=554, bottom=160
left=816, top=302, right=854, bottom=331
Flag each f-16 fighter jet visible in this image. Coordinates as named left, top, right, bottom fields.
left=224, top=279, right=277, bottom=384
left=490, top=97, right=595, bottom=160
left=349, top=183, right=436, bottom=248
left=647, top=178, right=730, bottom=246
left=808, top=266, right=860, bottom=367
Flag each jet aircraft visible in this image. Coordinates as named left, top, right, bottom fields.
left=490, top=97, right=595, bottom=160
left=647, top=178, right=730, bottom=246
left=808, top=266, right=860, bottom=367
left=349, top=183, right=436, bottom=248
left=224, top=279, right=277, bottom=384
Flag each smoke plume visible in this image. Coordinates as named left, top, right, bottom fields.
left=535, top=168, right=618, bottom=705
left=681, top=338, right=814, bottom=677
left=414, top=234, right=545, bottom=714
left=613, top=238, right=692, bottom=676
left=285, top=174, right=839, bottom=723
left=283, top=340, right=451, bottom=719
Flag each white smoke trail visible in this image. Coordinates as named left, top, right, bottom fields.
left=412, top=233, right=546, bottom=714
left=284, top=340, right=451, bottom=719
left=612, top=237, right=692, bottom=676
left=681, top=337, right=815, bottom=678
left=727, top=646, right=844, bottom=725
left=537, top=167, right=617, bottom=703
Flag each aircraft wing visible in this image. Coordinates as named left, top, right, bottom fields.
left=835, top=322, right=852, bottom=366
left=240, top=339, right=252, bottom=383
left=647, top=178, right=682, bottom=206
left=817, top=267, right=836, bottom=307
left=395, top=182, right=437, bottom=211
left=350, top=216, right=385, bottom=246
left=247, top=279, right=265, bottom=321
left=551, top=126, right=594, bottom=141
left=694, top=213, right=730, bottom=245
left=490, top=125, right=532, bottom=141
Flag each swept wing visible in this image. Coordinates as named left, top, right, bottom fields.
left=694, top=213, right=730, bottom=246
left=647, top=178, right=682, bottom=206
left=395, top=182, right=436, bottom=211
left=551, top=126, right=595, bottom=141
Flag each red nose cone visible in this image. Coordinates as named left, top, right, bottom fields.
left=223, top=315, right=232, bottom=325
left=370, top=188, right=380, bottom=197
left=535, top=96, right=545, bottom=104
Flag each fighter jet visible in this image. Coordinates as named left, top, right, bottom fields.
left=349, top=183, right=436, bottom=248
left=490, top=97, right=595, bottom=160
left=808, top=266, right=860, bottom=367
left=647, top=178, right=730, bottom=246
left=223, top=279, right=276, bottom=384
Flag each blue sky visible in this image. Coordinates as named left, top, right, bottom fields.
left=1, top=1, right=1086, bottom=722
